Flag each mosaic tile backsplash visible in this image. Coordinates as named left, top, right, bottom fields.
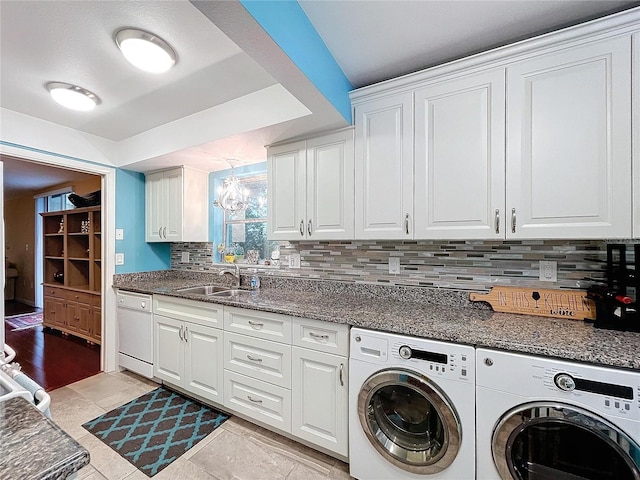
left=171, top=240, right=638, bottom=292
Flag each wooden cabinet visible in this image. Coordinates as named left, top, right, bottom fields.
left=354, top=93, right=414, bottom=239
left=41, top=207, right=101, bottom=343
left=506, top=36, right=631, bottom=239
left=153, top=295, right=224, bottom=404
left=145, top=166, right=209, bottom=242
left=414, top=68, right=505, bottom=239
left=268, top=128, right=354, bottom=241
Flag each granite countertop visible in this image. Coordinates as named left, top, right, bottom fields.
left=113, top=271, right=640, bottom=371
left=0, top=397, right=90, bottom=480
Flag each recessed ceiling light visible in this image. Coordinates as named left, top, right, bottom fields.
left=46, top=82, right=101, bottom=112
left=115, top=28, right=177, bottom=74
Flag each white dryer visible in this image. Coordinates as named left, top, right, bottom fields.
left=476, top=348, right=640, bottom=480
left=349, top=328, right=475, bottom=480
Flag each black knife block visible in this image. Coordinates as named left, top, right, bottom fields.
left=588, top=244, right=640, bottom=332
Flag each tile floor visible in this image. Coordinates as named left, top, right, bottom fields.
left=50, top=371, right=353, bottom=480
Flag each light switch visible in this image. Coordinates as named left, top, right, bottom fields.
left=181, top=252, right=190, bottom=263
left=115, top=229, right=124, bottom=240
left=115, top=253, right=125, bottom=265
left=288, top=253, right=301, bottom=269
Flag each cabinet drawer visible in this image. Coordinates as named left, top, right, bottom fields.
left=224, top=370, right=291, bottom=433
left=66, top=290, right=96, bottom=305
left=224, top=332, right=291, bottom=389
left=154, top=295, right=223, bottom=328
left=292, top=318, right=349, bottom=356
left=224, top=306, right=292, bottom=343
left=44, top=286, right=65, bottom=299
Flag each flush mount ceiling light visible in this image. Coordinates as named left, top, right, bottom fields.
left=115, top=28, right=177, bottom=74
left=214, top=160, right=249, bottom=214
left=46, top=82, right=101, bottom=112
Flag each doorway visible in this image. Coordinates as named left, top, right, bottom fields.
left=3, top=155, right=103, bottom=390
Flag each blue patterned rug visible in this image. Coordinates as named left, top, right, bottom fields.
left=82, top=387, right=229, bottom=477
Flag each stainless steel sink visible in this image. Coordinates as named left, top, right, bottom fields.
left=177, top=285, right=251, bottom=298
left=209, top=289, right=252, bottom=298
left=177, top=285, right=231, bottom=295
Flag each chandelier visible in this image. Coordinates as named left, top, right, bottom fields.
left=214, top=161, right=248, bottom=213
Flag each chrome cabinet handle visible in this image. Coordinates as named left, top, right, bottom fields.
left=158, top=227, right=163, bottom=239
left=184, top=326, right=188, bottom=342
left=178, top=325, right=184, bottom=341
left=309, top=332, right=329, bottom=341
left=299, top=219, right=304, bottom=236
left=247, top=396, right=262, bottom=404
left=339, top=363, right=344, bottom=387
left=511, top=208, right=516, bottom=234
left=495, top=209, right=500, bottom=234
left=405, top=213, right=410, bottom=235
left=248, top=320, right=264, bottom=329
left=246, top=355, right=262, bottom=363
left=163, top=226, right=167, bottom=239
left=307, top=219, right=312, bottom=236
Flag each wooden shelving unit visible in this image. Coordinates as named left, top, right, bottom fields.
left=41, top=206, right=102, bottom=344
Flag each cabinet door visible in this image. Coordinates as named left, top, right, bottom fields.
left=267, top=141, right=307, bottom=240
left=291, top=347, right=348, bottom=457
left=66, top=301, right=79, bottom=332
left=306, top=130, right=355, bottom=240
left=354, top=93, right=414, bottom=239
left=145, top=171, right=165, bottom=242
left=77, top=302, right=92, bottom=337
left=163, top=168, right=183, bottom=242
left=154, top=315, right=184, bottom=384
left=184, top=323, right=224, bottom=404
left=44, top=296, right=66, bottom=328
left=507, top=36, right=631, bottom=239
left=415, top=69, right=505, bottom=239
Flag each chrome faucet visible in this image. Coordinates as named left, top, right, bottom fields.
left=219, top=264, right=241, bottom=288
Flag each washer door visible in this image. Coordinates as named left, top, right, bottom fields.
left=357, top=369, right=461, bottom=475
left=492, top=402, right=640, bottom=480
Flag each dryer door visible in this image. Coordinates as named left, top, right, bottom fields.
left=492, top=402, right=640, bottom=480
left=357, top=369, right=461, bottom=474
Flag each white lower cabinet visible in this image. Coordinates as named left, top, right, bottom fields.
left=153, top=296, right=224, bottom=405
left=291, top=347, right=348, bottom=457
left=153, top=299, right=349, bottom=460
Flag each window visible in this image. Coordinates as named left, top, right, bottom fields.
left=221, top=174, right=278, bottom=262
left=44, top=191, right=74, bottom=212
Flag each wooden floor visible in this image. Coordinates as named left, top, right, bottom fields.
left=4, top=301, right=101, bottom=391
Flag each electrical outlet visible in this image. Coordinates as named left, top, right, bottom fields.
left=288, top=253, right=301, bottom=269
left=181, top=252, right=190, bottom=263
left=115, top=253, right=125, bottom=265
left=115, top=228, right=124, bottom=240
left=539, top=260, right=557, bottom=282
left=389, top=257, right=401, bottom=274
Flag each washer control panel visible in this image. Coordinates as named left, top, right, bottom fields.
left=392, top=341, right=472, bottom=382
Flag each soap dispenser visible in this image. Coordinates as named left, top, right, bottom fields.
left=250, top=269, right=260, bottom=290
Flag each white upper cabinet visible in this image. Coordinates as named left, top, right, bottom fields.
left=145, top=166, right=209, bottom=242
left=506, top=36, right=632, bottom=239
left=354, top=93, right=414, bottom=239
left=414, top=69, right=506, bottom=239
left=268, top=129, right=354, bottom=241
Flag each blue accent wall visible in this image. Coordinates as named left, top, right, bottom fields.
left=239, top=0, right=353, bottom=123
left=115, top=169, right=170, bottom=273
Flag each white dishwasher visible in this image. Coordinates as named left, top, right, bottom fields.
left=117, top=290, right=154, bottom=379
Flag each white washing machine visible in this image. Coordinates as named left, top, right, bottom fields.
left=476, top=348, right=640, bottom=480
left=349, top=328, right=475, bottom=480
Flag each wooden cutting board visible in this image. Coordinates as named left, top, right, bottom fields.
left=469, top=286, right=596, bottom=320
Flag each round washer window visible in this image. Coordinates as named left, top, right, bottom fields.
left=358, top=369, right=461, bottom=475
left=493, top=403, right=640, bottom=480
